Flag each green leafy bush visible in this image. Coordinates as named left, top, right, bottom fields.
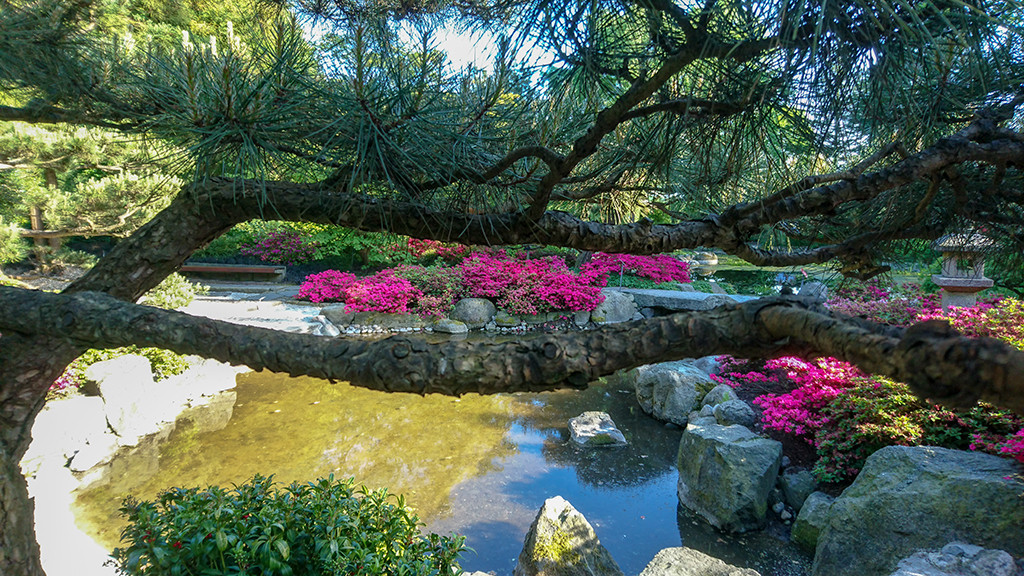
left=142, top=273, right=207, bottom=310
left=111, top=475, right=466, bottom=576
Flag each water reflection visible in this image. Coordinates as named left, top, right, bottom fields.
left=73, top=368, right=809, bottom=576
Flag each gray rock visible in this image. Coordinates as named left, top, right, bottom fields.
left=514, top=496, right=624, bottom=576
left=798, top=282, right=829, bottom=302
left=889, top=543, right=1019, bottom=576
left=451, top=298, right=497, bottom=329
left=713, top=400, right=757, bottom=427
left=495, top=311, right=521, bottom=327
left=523, top=312, right=553, bottom=325
left=792, top=492, right=834, bottom=552
left=812, top=446, right=1024, bottom=576
left=484, top=321, right=498, bottom=331
left=568, top=412, right=627, bottom=447
left=701, top=384, right=738, bottom=407
left=572, top=310, right=591, bottom=326
left=591, top=289, right=639, bottom=324
left=639, top=547, right=760, bottom=576
left=692, top=356, right=722, bottom=376
left=779, top=468, right=817, bottom=512
left=677, top=422, right=783, bottom=532
left=616, top=288, right=742, bottom=311
left=337, top=311, right=428, bottom=330
left=320, top=303, right=349, bottom=325
left=313, top=315, right=341, bottom=337
left=635, top=362, right=716, bottom=426
left=432, top=318, right=469, bottom=334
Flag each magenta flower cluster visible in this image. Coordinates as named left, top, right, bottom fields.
left=459, top=253, right=605, bottom=315
left=712, top=285, right=1024, bottom=482
left=240, top=229, right=319, bottom=265
left=751, top=357, right=865, bottom=436
left=581, top=253, right=691, bottom=284
left=295, top=249, right=697, bottom=316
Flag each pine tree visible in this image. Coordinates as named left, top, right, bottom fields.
left=1, top=0, right=1023, bottom=573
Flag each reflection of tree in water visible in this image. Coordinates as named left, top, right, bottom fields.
left=514, top=373, right=684, bottom=488
left=74, top=374, right=520, bottom=549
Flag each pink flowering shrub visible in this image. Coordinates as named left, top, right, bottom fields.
left=296, top=250, right=607, bottom=316
left=296, top=270, right=358, bottom=303
left=296, top=270, right=422, bottom=313
left=343, top=271, right=423, bottom=314
left=581, top=253, right=691, bottom=284
left=458, top=253, right=604, bottom=315
left=240, top=229, right=319, bottom=265
left=998, top=429, right=1024, bottom=463
left=752, top=357, right=865, bottom=437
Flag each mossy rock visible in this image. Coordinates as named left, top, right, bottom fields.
left=514, top=496, right=624, bottom=576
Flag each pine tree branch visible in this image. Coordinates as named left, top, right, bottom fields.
left=2, top=287, right=1020, bottom=414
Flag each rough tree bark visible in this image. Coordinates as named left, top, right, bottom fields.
left=1, top=289, right=1022, bottom=414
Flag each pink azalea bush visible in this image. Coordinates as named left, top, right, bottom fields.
left=296, top=248, right=698, bottom=316
left=713, top=285, right=1024, bottom=483
left=240, top=229, right=319, bottom=265
left=459, top=253, right=605, bottom=315
left=581, top=253, right=691, bottom=284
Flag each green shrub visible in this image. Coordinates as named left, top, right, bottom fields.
left=142, top=273, right=207, bottom=310
left=77, top=346, right=190, bottom=381
left=111, top=475, right=466, bottom=576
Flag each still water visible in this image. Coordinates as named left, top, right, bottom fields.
left=73, top=369, right=810, bottom=575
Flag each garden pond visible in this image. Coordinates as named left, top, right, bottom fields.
left=72, top=360, right=812, bottom=575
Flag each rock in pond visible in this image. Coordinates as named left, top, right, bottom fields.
left=568, top=412, right=627, bottom=447
left=812, top=446, right=1024, bottom=576
left=677, top=421, right=782, bottom=532
left=451, top=298, right=497, bottom=329
left=639, top=547, right=760, bottom=576
left=888, top=542, right=1020, bottom=576
left=514, top=496, right=624, bottom=576
left=634, top=361, right=716, bottom=426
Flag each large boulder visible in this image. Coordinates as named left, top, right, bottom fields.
left=514, top=496, right=624, bottom=576
left=635, top=362, right=716, bottom=426
left=22, top=396, right=110, bottom=474
left=85, top=355, right=166, bottom=445
left=451, top=298, right=497, bottom=329
left=888, top=543, right=1020, bottom=576
left=677, top=422, right=782, bottom=532
left=639, top=548, right=760, bottom=576
left=791, top=491, right=834, bottom=552
left=812, top=446, right=1024, bottom=576
left=568, top=412, right=627, bottom=447
left=591, top=289, right=638, bottom=324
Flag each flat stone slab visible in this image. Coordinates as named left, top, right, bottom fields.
left=612, top=288, right=759, bottom=311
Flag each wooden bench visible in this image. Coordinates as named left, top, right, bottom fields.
left=179, top=262, right=287, bottom=282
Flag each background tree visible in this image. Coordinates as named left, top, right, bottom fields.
left=2, top=0, right=1024, bottom=574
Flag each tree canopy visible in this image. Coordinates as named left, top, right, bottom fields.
left=1, top=0, right=1024, bottom=574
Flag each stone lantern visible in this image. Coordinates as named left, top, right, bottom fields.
left=931, top=233, right=994, bottom=309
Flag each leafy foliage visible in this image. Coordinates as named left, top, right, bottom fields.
left=111, top=475, right=466, bottom=576
left=713, top=287, right=1024, bottom=483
